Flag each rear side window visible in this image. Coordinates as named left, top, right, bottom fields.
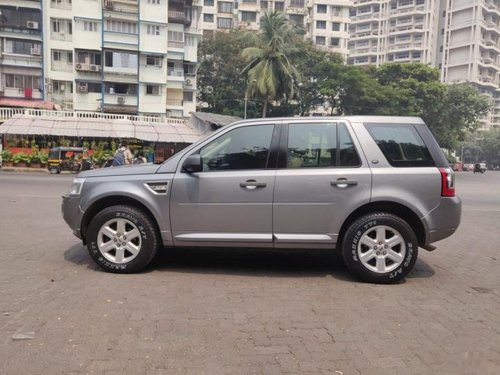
left=286, top=123, right=361, bottom=168
left=365, top=124, right=435, bottom=167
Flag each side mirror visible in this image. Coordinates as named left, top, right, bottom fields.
left=182, top=154, right=203, bottom=173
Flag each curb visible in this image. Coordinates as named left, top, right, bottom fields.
left=0, top=167, right=50, bottom=174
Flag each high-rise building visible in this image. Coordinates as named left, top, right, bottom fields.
left=199, top=0, right=351, bottom=58
left=441, top=0, right=500, bottom=130
left=0, top=1, right=44, bottom=106
left=0, top=0, right=201, bottom=118
left=348, top=0, right=442, bottom=66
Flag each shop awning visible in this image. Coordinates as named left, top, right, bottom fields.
left=0, top=98, right=55, bottom=110
left=0, top=114, right=202, bottom=143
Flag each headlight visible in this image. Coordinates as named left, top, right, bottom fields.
left=68, top=178, right=86, bottom=196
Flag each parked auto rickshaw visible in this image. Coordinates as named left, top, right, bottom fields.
left=47, top=147, right=94, bottom=174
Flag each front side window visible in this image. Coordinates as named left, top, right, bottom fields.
left=366, top=124, right=434, bottom=167
left=287, top=123, right=360, bottom=168
left=199, top=125, right=274, bottom=171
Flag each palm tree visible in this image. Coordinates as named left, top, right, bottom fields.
left=241, top=12, right=301, bottom=117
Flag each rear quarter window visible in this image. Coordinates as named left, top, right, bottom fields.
left=365, top=123, right=435, bottom=167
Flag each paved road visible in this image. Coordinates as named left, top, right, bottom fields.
left=0, top=171, right=499, bottom=375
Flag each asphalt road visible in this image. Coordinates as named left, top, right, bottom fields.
left=0, top=170, right=499, bottom=375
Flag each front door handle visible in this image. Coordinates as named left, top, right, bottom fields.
left=240, top=180, right=267, bottom=190
left=331, top=178, right=358, bottom=188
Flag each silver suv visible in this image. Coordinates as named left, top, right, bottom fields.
left=62, top=116, right=461, bottom=283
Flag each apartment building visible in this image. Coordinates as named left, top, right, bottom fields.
left=441, top=0, right=500, bottom=129
left=0, top=0, right=201, bottom=118
left=348, top=0, right=441, bottom=66
left=199, top=0, right=351, bottom=58
left=0, top=1, right=43, bottom=106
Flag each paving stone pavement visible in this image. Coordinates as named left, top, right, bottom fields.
left=0, top=172, right=499, bottom=375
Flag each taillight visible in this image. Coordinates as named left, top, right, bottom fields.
left=439, top=167, right=455, bottom=197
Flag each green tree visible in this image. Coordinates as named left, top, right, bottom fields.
left=197, top=30, right=257, bottom=117
left=241, top=12, right=301, bottom=117
left=437, top=84, right=491, bottom=149
left=478, top=129, right=500, bottom=166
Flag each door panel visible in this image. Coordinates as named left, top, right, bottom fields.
left=170, top=123, right=277, bottom=247
left=273, top=121, right=372, bottom=249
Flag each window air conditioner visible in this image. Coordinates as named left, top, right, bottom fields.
left=27, top=21, right=39, bottom=29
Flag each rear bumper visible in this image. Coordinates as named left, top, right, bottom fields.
left=423, top=196, right=462, bottom=245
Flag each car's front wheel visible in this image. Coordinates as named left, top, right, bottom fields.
left=86, top=205, right=159, bottom=273
left=342, top=213, right=418, bottom=284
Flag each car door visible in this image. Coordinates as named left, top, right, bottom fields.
left=273, top=120, right=372, bottom=249
left=170, top=122, right=280, bottom=248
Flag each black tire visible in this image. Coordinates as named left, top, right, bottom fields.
left=49, top=167, right=59, bottom=174
left=342, top=213, right=418, bottom=284
left=86, top=205, right=159, bottom=273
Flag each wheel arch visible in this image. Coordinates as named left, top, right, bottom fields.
left=81, top=196, right=160, bottom=245
left=337, top=201, right=426, bottom=248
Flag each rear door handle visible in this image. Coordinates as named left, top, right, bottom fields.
left=240, top=180, right=267, bottom=190
left=331, top=178, right=358, bottom=188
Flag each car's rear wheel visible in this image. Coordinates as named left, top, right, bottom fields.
left=342, top=213, right=418, bottom=284
left=86, top=205, right=159, bottom=273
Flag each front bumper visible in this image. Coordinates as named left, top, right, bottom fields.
left=62, top=195, right=83, bottom=240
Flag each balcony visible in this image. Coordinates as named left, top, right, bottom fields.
left=168, top=9, right=192, bottom=26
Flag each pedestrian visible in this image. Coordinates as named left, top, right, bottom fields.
left=112, top=140, right=133, bottom=166
left=133, top=150, right=147, bottom=165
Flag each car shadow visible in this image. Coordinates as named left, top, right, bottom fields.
left=64, top=244, right=435, bottom=282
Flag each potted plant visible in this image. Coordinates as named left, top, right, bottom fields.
left=12, top=152, right=30, bottom=168
left=1, top=150, right=13, bottom=167
left=29, top=151, right=42, bottom=168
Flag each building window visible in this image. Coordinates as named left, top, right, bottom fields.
left=105, top=20, right=137, bottom=34
left=317, top=4, right=327, bottom=13
left=76, top=51, right=101, bottom=65
left=146, top=85, right=160, bottom=95
left=147, top=0, right=160, bottom=4
left=241, top=11, right=257, bottom=22
left=146, top=55, right=161, bottom=66
left=316, top=36, right=325, bottom=45
left=274, top=2, right=284, bottom=11
left=168, top=30, right=184, bottom=47
left=288, top=14, right=304, bottom=26
left=5, top=40, right=40, bottom=55
left=261, top=1, right=268, bottom=9
left=83, top=21, right=98, bottom=32
left=5, top=74, right=41, bottom=89
left=217, top=17, right=233, bottom=29
left=183, top=91, right=194, bottom=102
left=203, top=14, right=214, bottom=22
left=52, top=50, right=61, bottom=61
left=316, top=21, right=326, bottom=29
left=218, top=2, right=233, bottom=13
left=53, top=80, right=73, bottom=94
left=147, top=25, right=160, bottom=35
left=332, top=22, right=340, bottom=31
left=289, top=0, right=304, bottom=7
left=104, top=51, right=138, bottom=69
left=330, top=37, right=340, bottom=47
left=204, top=0, right=214, bottom=5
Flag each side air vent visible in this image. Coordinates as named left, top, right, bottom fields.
left=145, top=181, right=169, bottom=195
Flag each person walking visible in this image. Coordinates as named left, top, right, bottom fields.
left=112, top=140, right=133, bottom=166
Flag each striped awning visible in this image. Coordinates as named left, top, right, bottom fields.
left=0, top=114, right=202, bottom=143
